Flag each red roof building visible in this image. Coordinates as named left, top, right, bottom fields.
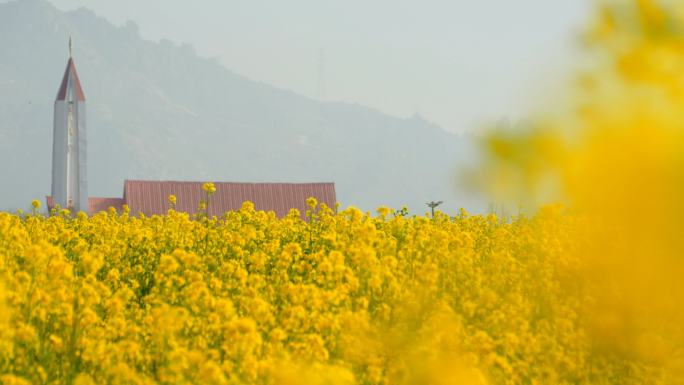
left=124, top=180, right=336, bottom=217
left=48, top=180, right=337, bottom=218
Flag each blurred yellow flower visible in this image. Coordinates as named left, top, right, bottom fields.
left=376, top=206, right=391, bottom=218
left=474, top=0, right=684, bottom=377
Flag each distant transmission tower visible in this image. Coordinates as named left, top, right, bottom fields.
left=316, top=48, right=326, bottom=100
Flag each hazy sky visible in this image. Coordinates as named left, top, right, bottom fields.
left=46, top=0, right=592, bottom=133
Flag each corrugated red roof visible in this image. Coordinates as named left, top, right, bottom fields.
left=123, top=180, right=337, bottom=218
left=56, top=58, right=86, bottom=101
left=88, top=197, right=126, bottom=213
left=46, top=196, right=125, bottom=213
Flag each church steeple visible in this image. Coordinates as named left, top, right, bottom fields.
left=55, top=58, right=86, bottom=101
left=56, top=38, right=85, bottom=102
left=51, top=40, right=88, bottom=213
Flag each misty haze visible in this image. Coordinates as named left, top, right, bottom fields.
left=0, top=0, right=588, bottom=213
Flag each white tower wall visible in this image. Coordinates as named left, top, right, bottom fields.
left=51, top=58, right=88, bottom=213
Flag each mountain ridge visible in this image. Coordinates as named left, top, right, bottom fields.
left=0, top=0, right=480, bottom=213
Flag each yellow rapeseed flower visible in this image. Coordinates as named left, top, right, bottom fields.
left=203, top=182, right=217, bottom=195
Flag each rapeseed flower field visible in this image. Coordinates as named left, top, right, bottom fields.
left=0, top=202, right=648, bottom=385
left=3, top=196, right=682, bottom=384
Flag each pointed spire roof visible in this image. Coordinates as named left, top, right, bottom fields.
left=56, top=58, right=86, bottom=101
